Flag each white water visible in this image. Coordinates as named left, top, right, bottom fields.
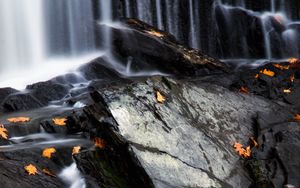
left=0, top=0, right=45, bottom=73
left=59, top=163, right=86, bottom=188
left=155, top=0, right=163, bottom=29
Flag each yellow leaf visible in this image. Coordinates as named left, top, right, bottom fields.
left=146, top=30, right=164, bottom=37
left=72, top=146, right=81, bottom=155
left=42, top=148, right=56, bottom=159
left=52, top=118, right=67, bottom=126
left=95, top=138, right=105, bottom=149
left=7, top=117, right=30, bottom=123
left=42, top=168, right=56, bottom=177
left=0, top=124, right=8, bottom=140
left=260, top=69, right=275, bottom=77
left=156, top=91, right=165, bottom=103
left=24, top=164, right=38, bottom=175
left=283, top=89, right=292, bottom=93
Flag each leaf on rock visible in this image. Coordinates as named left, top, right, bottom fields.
left=255, top=74, right=259, bottom=79
left=233, top=142, right=251, bottom=159
left=52, top=118, right=67, bottom=126
left=239, top=86, right=249, bottom=94
left=72, top=146, right=81, bottom=155
left=260, top=69, right=275, bottom=77
left=290, top=74, right=295, bottom=82
left=273, top=63, right=290, bottom=70
left=42, top=147, right=56, bottom=159
left=95, top=138, right=105, bottom=149
left=0, top=124, right=8, bottom=140
left=283, top=89, right=292, bottom=93
left=25, top=164, right=38, bottom=175
left=156, top=91, right=165, bottom=103
left=249, top=137, right=258, bottom=148
left=42, top=168, right=56, bottom=177
left=293, top=114, right=300, bottom=121
left=288, top=58, right=299, bottom=64
left=7, top=117, right=30, bottom=123
left=146, top=30, right=164, bottom=37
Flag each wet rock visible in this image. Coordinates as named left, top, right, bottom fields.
left=95, top=19, right=229, bottom=77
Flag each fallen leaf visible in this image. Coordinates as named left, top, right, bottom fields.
left=42, top=168, right=56, bottom=177
left=0, top=124, right=8, bottom=139
left=233, top=142, right=251, bottom=159
left=72, top=146, right=81, bottom=155
left=25, top=164, right=38, bottom=175
left=146, top=30, right=164, bottom=37
left=283, top=89, right=292, bottom=93
left=293, top=114, right=300, bottom=121
left=7, top=117, right=30, bottom=123
left=290, top=74, right=295, bottom=82
left=273, top=63, right=290, bottom=70
left=42, top=147, right=56, bottom=159
left=260, top=69, right=275, bottom=77
left=255, top=74, right=259, bottom=79
left=52, top=118, right=67, bottom=126
left=95, top=138, right=105, bottom=149
left=239, top=86, right=249, bottom=94
left=156, top=91, right=165, bottom=103
left=288, top=58, right=299, bottom=64
left=249, top=137, right=258, bottom=148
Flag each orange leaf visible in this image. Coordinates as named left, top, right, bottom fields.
left=42, top=168, right=56, bottom=177
left=72, top=146, right=81, bottom=155
left=95, top=138, right=105, bottom=149
left=146, top=30, right=164, bottom=37
left=288, top=58, right=299, bottom=64
left=24, top=164, right=38, bottom=175
left=52, top=118, right=67, bottom=126
left=273, top=63, right=290, bottom=70
left=260, top=69, right=275, bottom=77
left=0, top=124, right=8, bottom=140
left=255, top=74, right=259, bottom=79
left=293, top=114, right=300, bottom=121
left=249, top=137, right=258, bottom=148
left=233, top=142, right=251, bottom=159
left=239, top=86, right=249, bottom=94
left=156, top=91, right=165, bottom=103
left=7, top=117, right=30, bottom=123
left=42, top=147, right=56, bottom=159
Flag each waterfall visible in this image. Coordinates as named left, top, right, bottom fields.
left=189, top=0, right=200, bottom=49
left=271, top=0, right=276, bottom=13
left=99, top=0, right=113, bottom=52
left=155, top=0, right=163, bottom=29
left=0, top=0, right=45, bottom=73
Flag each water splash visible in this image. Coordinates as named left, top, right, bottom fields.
left=59, top=162, right=86, bottom=188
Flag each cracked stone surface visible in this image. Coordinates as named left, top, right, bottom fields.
left=100, top=77, right=288, bottom=188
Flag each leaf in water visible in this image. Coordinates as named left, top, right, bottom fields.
left=260, top=69, right=275, bottom=77
left=52, top=118, right=67, bottom=126
left=156, top=91, right=165, bottom=103
left=42, top=168, right=56, bottom=177
left=95, top=138, right=105, bottom=149
left=42, top=147, right=56, bottom=159
left=7, top=117, right=30, bottom=123
left=0, top=124, right=8, bottom=140
left=25, top=164, right=38, bottom=175
left=72, top=146, right=81, bottom=155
